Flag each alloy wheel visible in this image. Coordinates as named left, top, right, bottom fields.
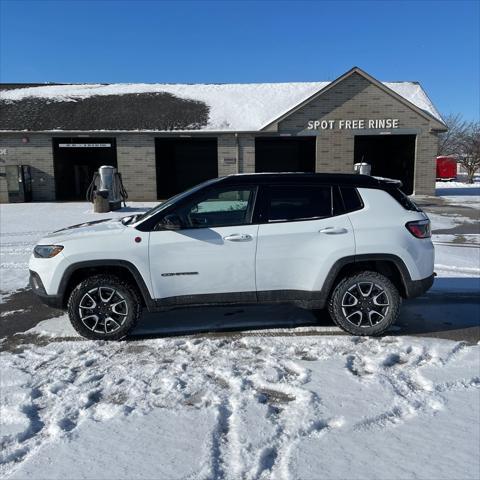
left=78, top=286, right=129, bottom=334
left=341, top=282, right=390, bottom=328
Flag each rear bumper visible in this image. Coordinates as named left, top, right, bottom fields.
left=404, top=273, right=435, bottom=298
left=29, top=270, right=63, bottom=309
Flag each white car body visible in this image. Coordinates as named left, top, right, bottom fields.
left=29, top=174, right=434, bottom=330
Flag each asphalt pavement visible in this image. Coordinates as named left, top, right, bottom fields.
left=1, top=282, right=478, bottom=348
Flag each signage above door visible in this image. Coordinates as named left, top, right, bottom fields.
left=307, top=119, right=400, bottom=130
left=58, top=143, right=112, bottom=148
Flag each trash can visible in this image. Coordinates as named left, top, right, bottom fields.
left=354, top=162, right=371, bottom=175
left=93, top=189, right=110, bottom=213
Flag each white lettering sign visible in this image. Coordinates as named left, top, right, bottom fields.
left=307, top=119, right=399, bottom=130
left=0, top=148, right=7, bottom=155
left=59, top=143, right=112, bottom=148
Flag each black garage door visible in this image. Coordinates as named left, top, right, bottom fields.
left=53, top=138, right=117, bottom=201
left=354, top=135, right=416, bottom=195
left=255, top=137, right=316, bottom=173
left=155, top=137, right=218, bottom=199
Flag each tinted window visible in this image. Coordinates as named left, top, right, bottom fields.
left=340, top=187, right=364, bottom=213
left=266, top=185, right=332, bottom=222
left=387, top=187, right=422, bottom=212
left=176, top=187, right=255, bottom=228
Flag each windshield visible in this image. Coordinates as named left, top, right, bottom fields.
left=131, top=178, right=221, bottom=226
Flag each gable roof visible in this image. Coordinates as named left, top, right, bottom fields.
left=0, top=69, right=445, bottom=132
left=261, top=67, right=446, bottom=131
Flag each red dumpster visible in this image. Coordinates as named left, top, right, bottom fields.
left=436, top=156, right=457, bottom=181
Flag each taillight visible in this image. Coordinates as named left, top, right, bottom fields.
left=406, top=219, right=431, bottom=238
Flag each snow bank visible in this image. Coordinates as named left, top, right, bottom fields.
left=1, top=335, right=478, bottom=479
left=0, top=80, right=443, bottom=131
left=436, top=180, right=480, bottom=189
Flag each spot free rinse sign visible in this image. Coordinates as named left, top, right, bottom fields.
left=307, top=119, right=400, bottom=130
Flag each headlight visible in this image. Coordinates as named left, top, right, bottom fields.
left=33, top=245, right=64, bottom=258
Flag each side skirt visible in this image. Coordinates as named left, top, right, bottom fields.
left=152, top=290, right=325, bottom=312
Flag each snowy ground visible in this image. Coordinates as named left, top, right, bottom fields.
left=1, top=334, right=479, bottom=479
left=1, top=188, right=479, bottom=479
left=0, top=202, right=156, bottom=301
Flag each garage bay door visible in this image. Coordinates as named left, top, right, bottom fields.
left=155, top=138, right=218, bottom=199
left=354, top=135, right=416, bottom=195
left=53, top=138, right=117, bottom=201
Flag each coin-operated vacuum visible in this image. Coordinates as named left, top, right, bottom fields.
left=86, top=165, right=128, bottom=213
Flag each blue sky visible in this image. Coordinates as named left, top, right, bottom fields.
left=1, top=0, right=478, bottom=120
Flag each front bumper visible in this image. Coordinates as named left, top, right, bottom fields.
left=404, top=273, right=435, bottom=298
left=29, top=270, right=63, bottom=309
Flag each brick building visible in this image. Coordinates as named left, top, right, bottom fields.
left=0, top=67, right=447, bottom=202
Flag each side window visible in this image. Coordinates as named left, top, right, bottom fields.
left=266, top=185, right=332, bottom=222
left=176, top=187, right=255, bottom=228
left=340, top=187, right=364, bottom=213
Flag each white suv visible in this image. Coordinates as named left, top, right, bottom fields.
left=29, top=173, right=434, bottom=340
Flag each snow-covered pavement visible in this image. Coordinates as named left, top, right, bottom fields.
left=1, top=188, right=479, bottom=479
left=1, top=333, right=479, bottom=479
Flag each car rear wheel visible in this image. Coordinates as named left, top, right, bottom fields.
left=328, top=271, right=401, bottom=336
left=68, top=274, right=142, bottom=340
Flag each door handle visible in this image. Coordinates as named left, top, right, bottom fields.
left=223, top=233, right=253, bottom=242
left=319, top=227, right=348, bottom=234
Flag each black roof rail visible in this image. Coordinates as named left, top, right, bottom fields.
left=219, top=172, right=401, bottom=189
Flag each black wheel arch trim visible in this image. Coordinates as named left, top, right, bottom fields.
left=57, top=260, right=155, bottom=310
left=321, top=253, right=430, bottom=303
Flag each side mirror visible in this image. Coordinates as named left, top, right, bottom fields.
left=158, top=214, right=183, bottom=231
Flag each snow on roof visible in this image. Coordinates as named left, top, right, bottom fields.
left=384, top=82, right=443, bottom=124
left=0, top=80, right=443, bottom=132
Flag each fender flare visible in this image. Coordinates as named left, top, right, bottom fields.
left=320, top=254, right=414, bottom=304
left=58, top=260, right=155, bottom=310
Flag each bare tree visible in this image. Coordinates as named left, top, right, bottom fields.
left=438, top=114, right=480, bottom=183
left=458, top=122, right=480, bottom=183
left=438, top=113, right=468, bottom=156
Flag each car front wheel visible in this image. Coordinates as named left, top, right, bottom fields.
left=67, top=274, right=142, bottom=340
left=328, top=271, right=401, bottom=336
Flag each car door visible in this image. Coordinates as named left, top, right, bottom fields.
left=148, top=185, right=259, bottom=304
left=255, top=184, right=355, bottom=299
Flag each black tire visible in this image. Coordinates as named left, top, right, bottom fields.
left=67, top=274, right=142, bottom=340
left=327, top=271, right=401, bottom=336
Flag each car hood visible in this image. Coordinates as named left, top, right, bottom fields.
left=41, top=218, right=127, bottom=242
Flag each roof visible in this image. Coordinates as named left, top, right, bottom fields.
left=219, top=172, right=399, bottom=189
left=0, top=70, right=444, bottom=132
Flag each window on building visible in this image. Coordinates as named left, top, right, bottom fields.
left=266, top=185, right=332, bottom=222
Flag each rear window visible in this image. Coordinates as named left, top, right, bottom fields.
left=339, top=187, right=364, bottom=213
left=387, top=188, right=422, bottom=212
left=266, top=185, right=332, bottom=222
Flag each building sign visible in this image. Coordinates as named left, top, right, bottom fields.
left=59, top=143, right=112, bottom=148
left=307, top=119, right=400, bottom=130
